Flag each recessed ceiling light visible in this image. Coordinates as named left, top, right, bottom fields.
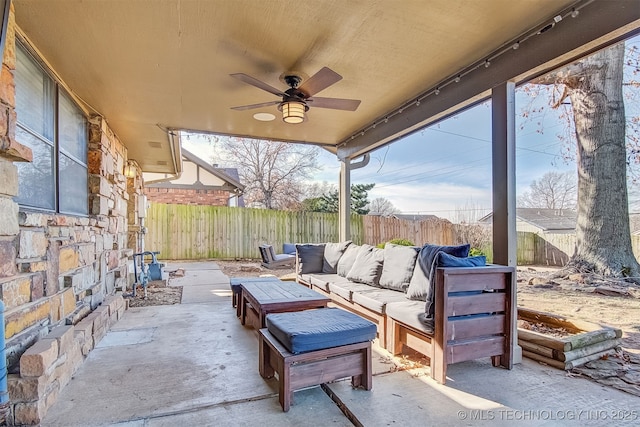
left=253, top=112, right=276, bottom=122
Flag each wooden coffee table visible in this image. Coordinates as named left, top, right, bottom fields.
left=239, top=280, right=330, bottom=330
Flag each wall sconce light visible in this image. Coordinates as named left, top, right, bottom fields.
left=124, top=160, right=137, bottom=178
left=279, top=100, right=308, bottom=124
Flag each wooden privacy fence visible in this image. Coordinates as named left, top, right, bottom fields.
left=145, top=203, right=640, bottom=264
left=146, top=203, right=362, bottom=259
left=145, top=203, right=456, bottom=260
left=516, top=232, right=574, bottom=266
left=516, top=232, right=640, bottom=266
left=361, top=215, right=455, bottom=247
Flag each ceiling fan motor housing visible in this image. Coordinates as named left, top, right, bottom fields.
left=283, top=74, right=303, bottom=88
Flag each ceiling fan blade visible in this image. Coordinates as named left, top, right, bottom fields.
left=298, top=67, right=342, bottom=97
left=307, top=97, right=361, bottom=111
left=230, top=73, right=285, bottom=97
left=231, top=100, right=281, bottom=111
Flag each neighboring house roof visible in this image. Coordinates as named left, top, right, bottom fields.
left=392, top=214, right=441, bottom=222
left=146, top=149, right=244, bottom=190
left=479, top=208, right=577, bottom=232
left=145, top=148, right=246, bottom=206
left=219, top=167, right=242, bottom=184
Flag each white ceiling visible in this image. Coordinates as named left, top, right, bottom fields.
left=12, top=0, right=640, bottom=173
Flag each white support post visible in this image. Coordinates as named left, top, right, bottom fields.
left=492, top=81, right=521, bottom=363
left=339, top=159, right=351, bottom=242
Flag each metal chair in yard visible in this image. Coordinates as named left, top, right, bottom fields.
left=259, top=244, right=295, bottom=269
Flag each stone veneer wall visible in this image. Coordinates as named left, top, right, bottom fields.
left=7, top=294, right=127, bottom=425
left=1, top=6, right=144, bottom=425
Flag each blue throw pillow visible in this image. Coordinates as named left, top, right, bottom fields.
left=283, top=243, right=296, bottom=255
left=406, top=243, right=470, bottom=301
left=437, top=252, right=486, bottom=267
left=407, top=243, right=474, bottom=325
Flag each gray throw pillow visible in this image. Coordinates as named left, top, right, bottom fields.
left=406, top=258, right=429, bottom=300
left=295, top=243, right=325, bottom=274
left=346, top=245, right=384, bottom=286
left=322, top=241, right=352, bottom=274
left=337, top=244, right=361, bottom=277
left=379, top=244, right=419, bottom=291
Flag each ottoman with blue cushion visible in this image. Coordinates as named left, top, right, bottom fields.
left=258, top=307, right=376, bottom=411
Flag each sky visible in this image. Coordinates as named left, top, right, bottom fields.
left=182, top=37, right=639, bottom=222
left=183, top=91, right=576, bottom=221
left=319, top=95, right=575, bottom=221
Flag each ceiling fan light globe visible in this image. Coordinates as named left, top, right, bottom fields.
left=281, top=101, right=306, bottom=124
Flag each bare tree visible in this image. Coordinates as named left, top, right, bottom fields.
left=217, top=137, right=320, bottom=209
left=293, top=181, right=337, bottom=212
left=453, top=222, right=492, bottom=254
left=304, top=181, right=337, bottom=199
left=529, top=42, right=640, bottom=280
left=367, top=197, right=400, bottom=216
left=452, top=201, right=492, bottom=253
left=518, top=171, right=577, bottom=210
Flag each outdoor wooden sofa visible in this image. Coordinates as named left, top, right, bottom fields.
left=295, top=241, right=515, bottom=384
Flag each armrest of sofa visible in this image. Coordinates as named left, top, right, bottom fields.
left=434, top=265, right=516, bottom=370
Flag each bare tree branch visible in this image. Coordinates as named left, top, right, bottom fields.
left=518, top=171, right=577, bottom=210
left=218, top=137, right=320, bottom=209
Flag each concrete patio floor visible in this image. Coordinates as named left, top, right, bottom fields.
left=41, top=262, right=639, bottom=426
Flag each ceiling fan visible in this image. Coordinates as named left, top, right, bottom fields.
left=230, top=67, right=361, bottom=124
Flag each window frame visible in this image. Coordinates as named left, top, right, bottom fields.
left=15, top=39, right=89, bottom=217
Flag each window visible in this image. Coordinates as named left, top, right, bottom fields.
left=15, top=42, right=88, bottom=215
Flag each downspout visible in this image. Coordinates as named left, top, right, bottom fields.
left=350, top=154, right=370, bottom=170
left=167, top=129, right=182, bottom=178
left=143, top=126, right=184, bottom=185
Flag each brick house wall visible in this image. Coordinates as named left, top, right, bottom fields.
left=0, top=6, right=143, bottom=425
left=145, top=187, right=231, bottom=206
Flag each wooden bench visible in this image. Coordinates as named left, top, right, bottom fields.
left=258, top=329, right=372, bottom=412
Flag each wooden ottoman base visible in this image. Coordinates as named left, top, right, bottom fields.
left=258, top=329, right=372, bottom=412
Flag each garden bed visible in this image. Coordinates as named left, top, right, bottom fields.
left=517, top=307, right=622, bottom=370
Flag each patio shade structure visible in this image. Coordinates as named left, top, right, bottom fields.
left=12, top=0, right=640, bottom=248
left=9, top=0, right=640, bottom=370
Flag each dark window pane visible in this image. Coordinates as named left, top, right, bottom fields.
left=59, top=154, right=88, bottom=215
left=15, top=46, right=55, bottom=141
left=59, top=91, right=87, bottom=162
left=15, top=126, right=55, bottom=210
